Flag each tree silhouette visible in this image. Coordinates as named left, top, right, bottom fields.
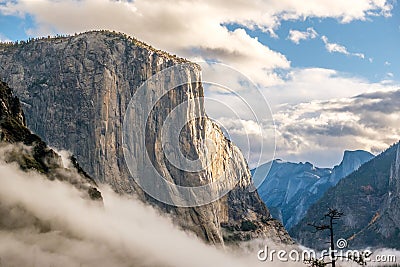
left=304, top=208, right=369, bottom=267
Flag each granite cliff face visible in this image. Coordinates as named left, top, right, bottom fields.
left=253, top=150, right=373, bottom=230
left=0, top=31, right=291, bottom=245
left=291, top=143, right=400, bottom=249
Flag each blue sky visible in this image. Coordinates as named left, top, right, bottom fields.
left=0, top=0, right=399, bottom=167
left=227, top=8, right=400, bottom=83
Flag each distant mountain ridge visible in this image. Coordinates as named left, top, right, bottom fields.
left=291, top=142, right=400, bottom=249
left=252, top=150, right=374, bottom=229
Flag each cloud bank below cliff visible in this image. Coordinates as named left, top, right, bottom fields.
left=1, top=158, right=398, bottom=266
left=0, top=159, right=274, bottom=267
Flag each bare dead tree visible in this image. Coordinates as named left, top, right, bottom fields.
left=305, top=208, right=369, bottom=267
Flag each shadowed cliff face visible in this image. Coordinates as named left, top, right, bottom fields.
left=0, top=80, right=102, bottom=201
left=0, top=31, right=291, bottom=245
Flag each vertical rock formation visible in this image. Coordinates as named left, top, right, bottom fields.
left=0, top=31, right=291, bottom=244
left=369, top=143, right=400, bottom=244
left=388, top=144, right=400, bottom=200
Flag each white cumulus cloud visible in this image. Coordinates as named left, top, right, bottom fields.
left=321, top=35, right=365, bottom=59
left=272, top=89, right=400, bottom=166
left=206, top=68, right=400, bottom=167
left=288, top=27, right=318, bottom=44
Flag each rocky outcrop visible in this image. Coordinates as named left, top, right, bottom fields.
left=0, top=31, right=291, bottom=245
left=0, top=80, right=102, bottom=201
left=356, top=143, right=400, bottom=247
left=290, top=143, right=400, bottom=249
left=253, top=150, right=373, bottom=230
